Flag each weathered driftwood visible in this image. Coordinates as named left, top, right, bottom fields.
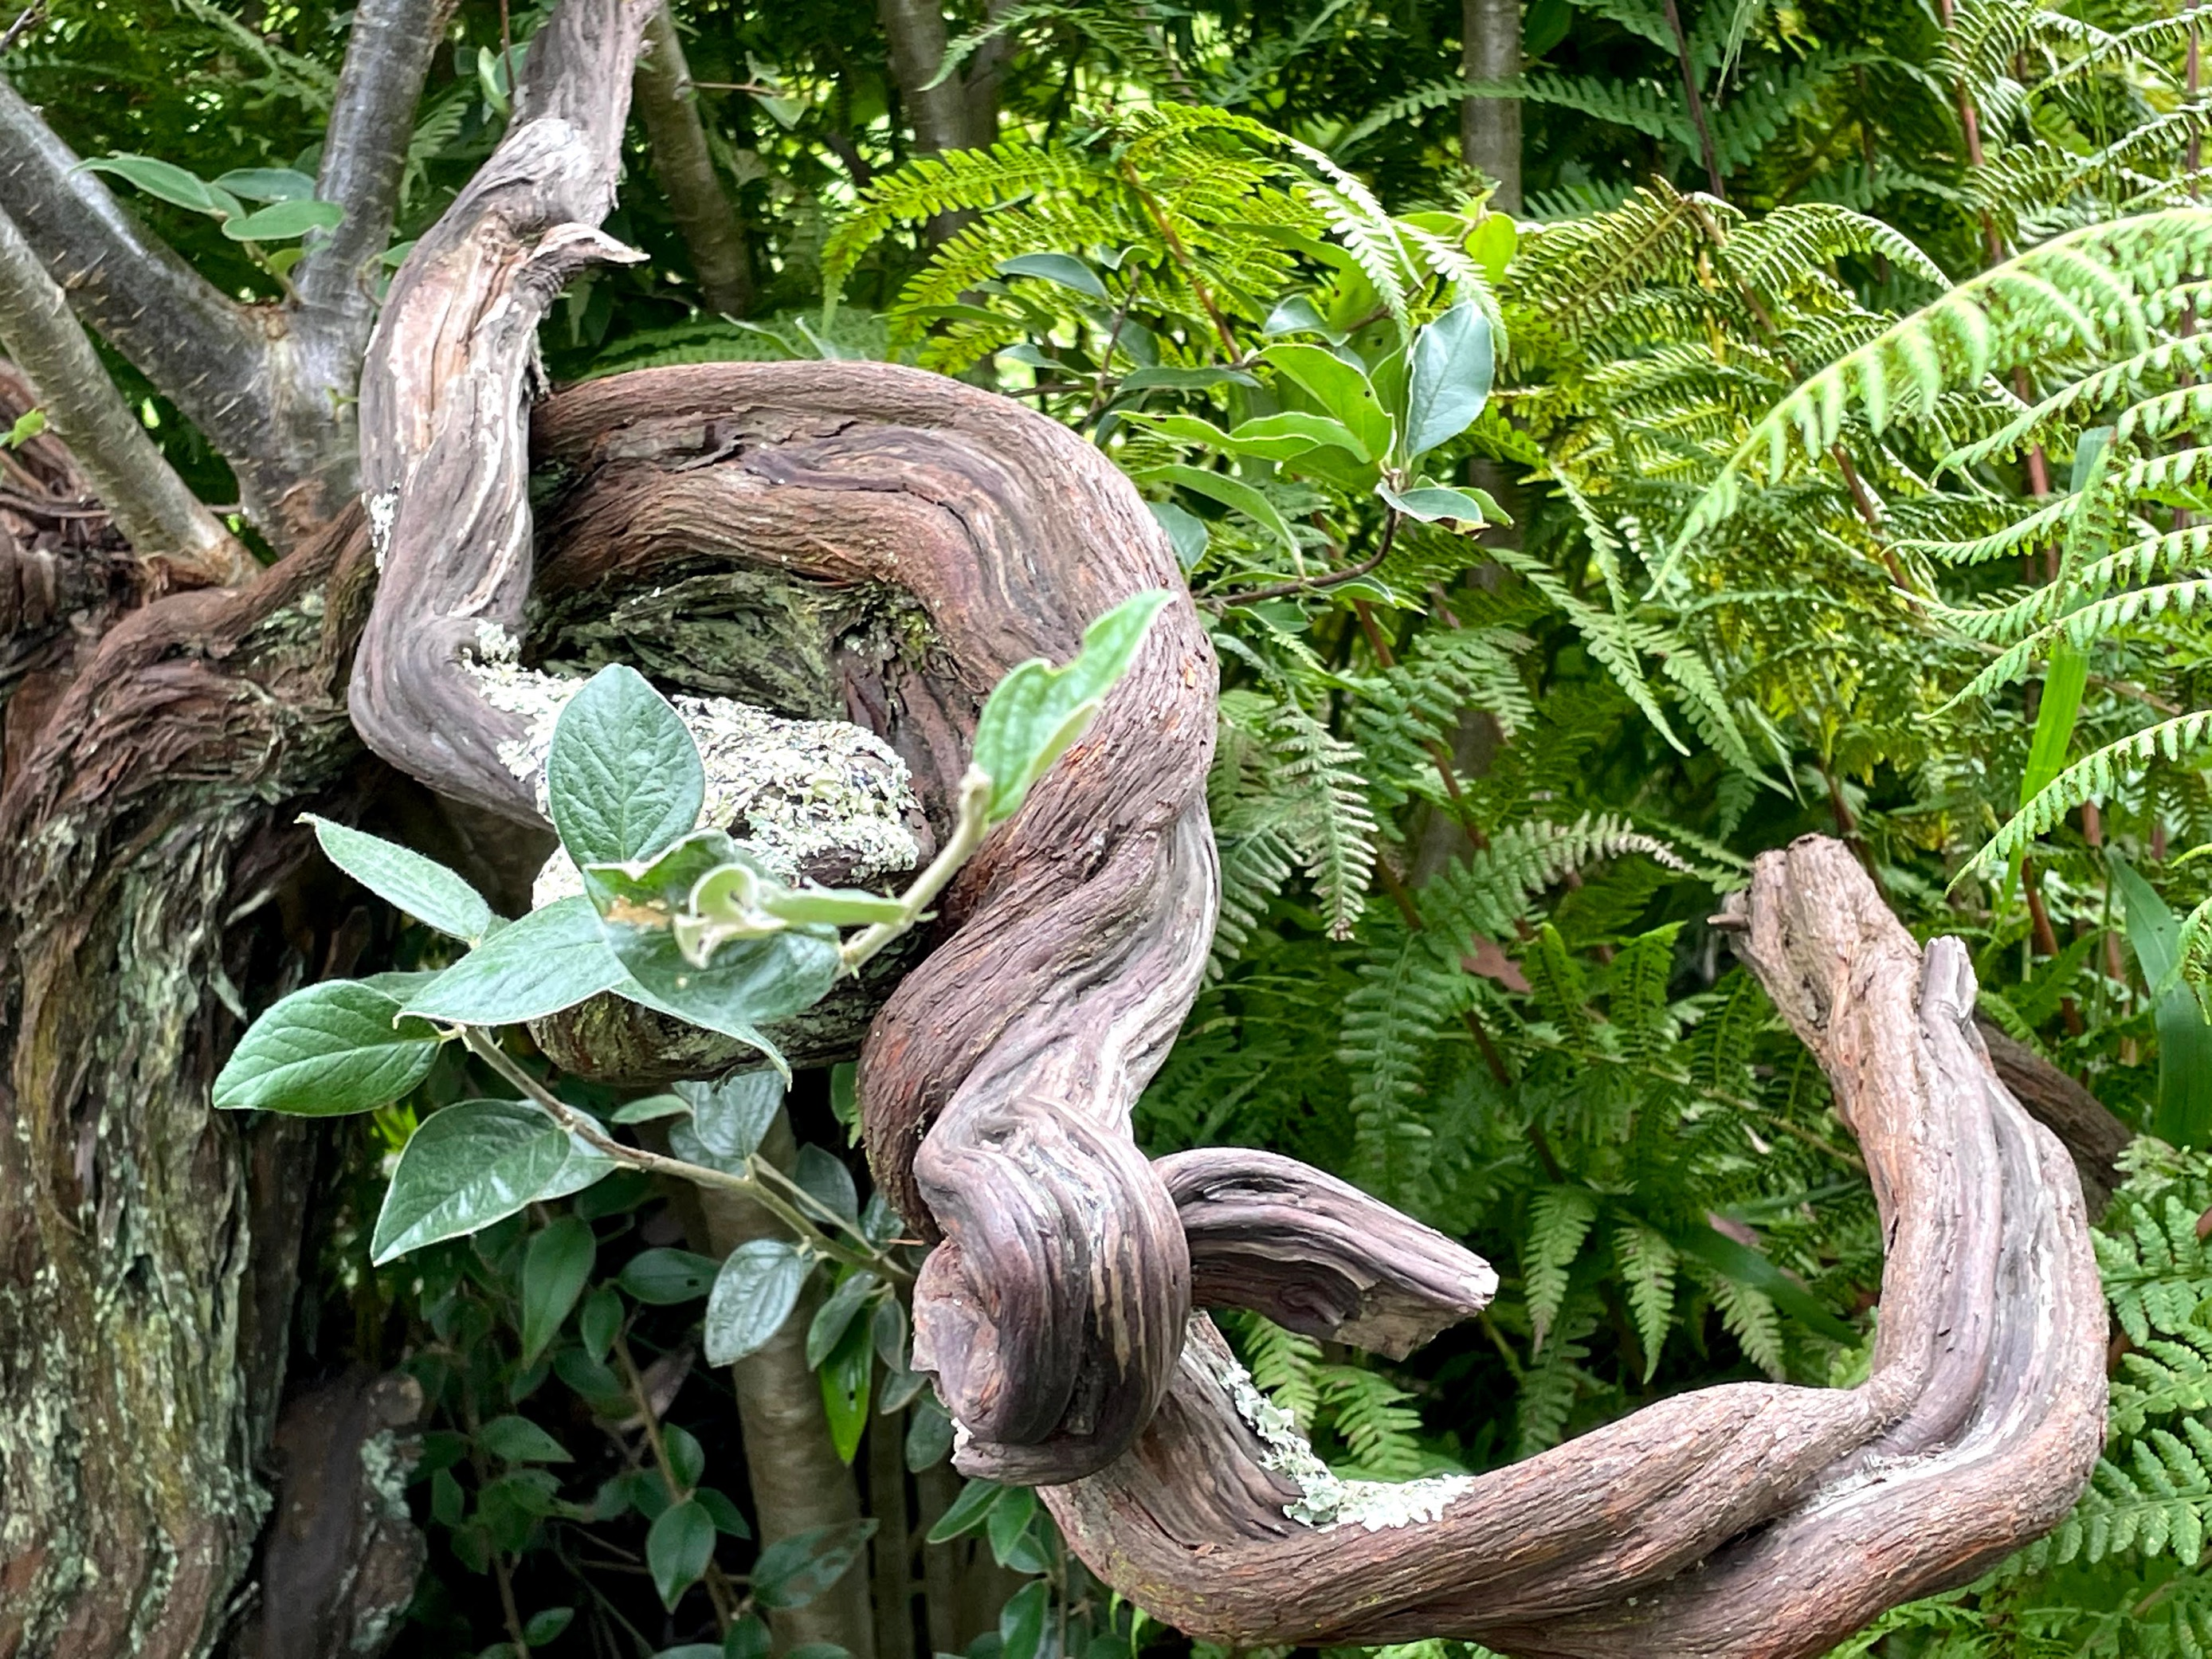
left=341, top=6, right=2108, bottom=1654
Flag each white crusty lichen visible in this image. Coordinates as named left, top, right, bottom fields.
left=457, top=639, right=922, bottom=908
left=1187, top=1317, right=1476, bottom=1532
left=367, top=488, right=399, bottom=571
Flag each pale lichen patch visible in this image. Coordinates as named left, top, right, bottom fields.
left=455, top=657, right=922, bottom=908
left=1186, top=1317, right=1475, bottom=1532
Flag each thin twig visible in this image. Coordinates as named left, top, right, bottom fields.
left=1210, top=508, right=1402, bottom=608
left=0, top=2, right=43, bottom=54
left=457, top=1028, right=903, bottom=1281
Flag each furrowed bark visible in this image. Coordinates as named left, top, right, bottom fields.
left=0, top=206, right=249, bottom=584
left=696, top=1112, right=877, bottom=1659
left=351, top=0, right=657, bottom=819
left=0, top=503, right=375, bottom=1659
left=636, top=2, right=757, bottom=319
left=1461, top=0, right=1522, bottom=211
left=1975, top=1018, right=2131, bottom=1211
left=0, top=76, right=347, bottom=543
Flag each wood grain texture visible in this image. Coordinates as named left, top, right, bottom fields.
left=1040, top=838, right=2106, bottom=1658
left=342, top=7, right=2108, bottom=1645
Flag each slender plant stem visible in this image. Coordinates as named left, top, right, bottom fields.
left=841, top=767, right=994, bottom=974
left=457, top=1028, right=903, bottom=1281
left=614, top=1328, right=739, bottom=1628
left=1213, top=508, right=1405, bottom=607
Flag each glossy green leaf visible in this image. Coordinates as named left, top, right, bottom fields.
left=724, top=1615, right=772, bottom=1659
left=998, top=252, right=1108, bottom=299
left=986, top=1484, right=1038, bottom=1567
left=906, top=1397, right=955, bottom=1470
left=404, top=896, right=626, bottom=1026
left=663, top=1422, right=708, bottom=1490
left=806, top=1271, right=879, bottom=1367
left=582, top=830, right=748, bottom=926
left=78, top=153, right=240, bottom=218
left=1117, top=364, right=1259, bottom=391
left=969, top=590, right=1172, bottom=823
left=547, top=664, right=705, bottom=865
left=1377, top=482, right=1501, bottom=524
left=696, top=1484, right=752, bottom=1538
left=603, top=922, right=839, bottom=1079
left=1670, top=1221, right=1858, bottom=1344
left=647, top=1498, right=717, bottom=1610
left=371, top=1100, right=614, bottom=1264
left=925, top=1477, right=1002, bottom=1542
left=1141, top=463, right=1301, bottom=560
left=214, top=166, right=317, bottom=202
left=705, top=1239, right=807, bottom=1363
left=750, top=1518, right=877, bottom=1610
left=520, top=1216, right=596, bottom=1367
left=222, top=198, right=343, bottom=241
left=1259, top=342, right=1394, bottom=460
left=1402, top=300, right=1495, bottom=459
left=795, top=1144, right=860, bottom=1225
left=304, top=815, right=496, bottom=943
left=756, top=883, right=908, bottom=927
left=523, top=1607, right=576, bottom=1646
left=477, top=1413, right=574, bottom=1465
left=1147, top=500, right=1209, bottom=570
left=578, top=1285, right=624, bottom=1363
left=2111, top=854, right=2212, bottom=1147
left=998, top=1579, right=1051, bottom=1659
left=677, top=1070, right=784, bottom=1160
left=621, top=1247, right=724, bottom=1304
left=214, top=979, right=443, bottom=1116
left=611, top=1092, right=691, bottom=1124
left=820, top=1315, right=873, bottom=1462
left=1468, top=211, right=1518, bottom=283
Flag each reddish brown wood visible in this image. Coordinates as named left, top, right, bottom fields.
left=1038, top=839, right=2106, bottom=1658
left=341, top=6, right=2108, bottom=1648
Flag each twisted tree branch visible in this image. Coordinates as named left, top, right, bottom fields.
left=344, top=13, right=2108, bottom=1654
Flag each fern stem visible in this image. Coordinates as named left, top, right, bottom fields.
left=1117, top=157, right=1241, bottom=359
left=1660, top=0, right=1724, bottom=199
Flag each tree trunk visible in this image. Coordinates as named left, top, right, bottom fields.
left=0, top=504, right=378, bottom=1659
left=1461, top=0, right=1522, bottom=212
left=695, top=1113, right=878, bottom=1659
left=636, top=2, right=757, bottom=320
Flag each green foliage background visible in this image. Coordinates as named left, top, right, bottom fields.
left=18, top=0, right=2212, bottom=1653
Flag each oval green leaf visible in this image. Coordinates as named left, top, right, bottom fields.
left=704, top=1238, right=807, bottom=1364
left=304, top=814, right=496, bottom=943
left=214, top=979, right=443, bottom=1116
left=547, top=664, right=705, bottom=865
left=370, top=1100, right=614, bottom=1264
left=404, top=896, right=627, bottom=1026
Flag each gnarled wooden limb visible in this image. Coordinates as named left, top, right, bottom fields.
left=1035, top=838, right=2105, bottom=1659
left=346, top=10, right=2104, bottom=1647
